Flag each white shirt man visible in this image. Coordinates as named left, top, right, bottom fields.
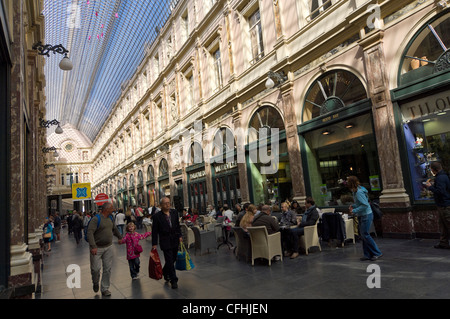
left=223, top=204, right=234, bottom=222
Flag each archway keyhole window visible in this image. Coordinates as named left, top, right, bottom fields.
left=399, top=11, right=450, bottom=86
left=302, top=70, right=368, bottom=122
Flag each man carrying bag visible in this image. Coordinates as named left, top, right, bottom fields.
left=151, top=197, right=183, bottom=289
left=176, top=242, right=194, bottom=271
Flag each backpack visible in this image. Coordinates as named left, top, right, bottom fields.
left=84, top=214, right=114, bottom=242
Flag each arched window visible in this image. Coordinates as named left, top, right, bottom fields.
left=138, top=170, right=144, bottom=185
left=130, top=174, right=135, bottom=188
left=159, top=158, right=169, bottom=177
left=302, top=70, right=367, bottom=122
left=398, top=11, right=450, bottom=86
left=188, top=142, right=203, bottom=165
left=123, top=177, right=127, bottom=189
left=212, top=127, right=235, bottom=157
left=147, top=165, right=155, bottom=181
left=248, top=105, right=285, bottom=144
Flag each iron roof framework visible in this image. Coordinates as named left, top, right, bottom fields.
left=43, top=0, right=179, bottom=141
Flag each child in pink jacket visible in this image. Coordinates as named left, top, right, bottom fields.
left=119, top=222, right=151, bottom=279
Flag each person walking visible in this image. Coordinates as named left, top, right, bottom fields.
left=151, top=197, right=183, bottom=289
left=119, top=222, right=151, bottom=279
left=425, top=162, right=450, bottom=249
left=72, top=211, right=83, bottom=245
left=347, top=176, right=383, bottom=261
left=53, top=212, right=62, bottom=241
left=87, top=202, right=123, bottom=296
left=43, top=216, right=54, bottom=252
left=115, top=209, right=126, bottom=236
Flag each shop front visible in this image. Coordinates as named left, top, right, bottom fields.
left=212, top=161, right=241, bottom=208
left=187, top=164, right=207, bottom=213
left=210, top=127, right=242, bottom=208
left=391, top=9, right=450, bottom=237
left=246, top=106, right=292, bottom=205
left=298, top=69, right=382, bottom=209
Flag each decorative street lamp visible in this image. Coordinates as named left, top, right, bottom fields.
left=39, top=118, right=63, bottom=134
left=32, top=41, right=73, bottom=71
left=265, top=70, right=288, bottom=89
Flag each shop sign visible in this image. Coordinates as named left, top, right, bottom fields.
left=400, top=90, right=450, bottom=121
left=214, top=161, right=237, bottom=174
left=190, top=170, right=206, bottom=180
left=72, top=183, right=92, bottom=201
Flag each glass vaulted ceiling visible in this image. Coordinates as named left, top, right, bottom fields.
left=43, top=0, right=177, bottom=141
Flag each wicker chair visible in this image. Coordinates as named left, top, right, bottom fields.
left=247, top=226, right=283, bottom=266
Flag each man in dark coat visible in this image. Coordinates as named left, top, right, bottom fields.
left=252, top=205, right=280, bottom=234
left=152, top=197, right=183, bottom=288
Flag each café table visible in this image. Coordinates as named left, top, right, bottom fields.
left=217, top=223, right=234, bottom=249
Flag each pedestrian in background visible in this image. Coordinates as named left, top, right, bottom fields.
left=425, top=162, right=450, bottom=249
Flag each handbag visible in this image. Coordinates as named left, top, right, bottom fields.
left=134, top=243, right=143, bottom=255
left=175, top=242, right=194, bottom=271
left=369, top=200, right=383, bottom=220
left=148, top=248, right=163, bottom=280
left=43, top=225, right=51, bottom=238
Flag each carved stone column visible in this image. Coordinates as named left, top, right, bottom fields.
left=279, top=83, right=306, bottom=206
left=359, top=30, right=414, bottom=238
left=233, top=109, right=250, bottom=203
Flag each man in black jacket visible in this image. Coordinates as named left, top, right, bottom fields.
left=252, top=205, right=280, bottom=234
left=152, top=197, right=183, bottom=288
left=425, top=162, right=450, bottom=249
left=288, top=197, right=319, bottom=259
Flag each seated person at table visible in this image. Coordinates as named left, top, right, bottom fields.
left=285, top=197, right=319, bottom=259
left=252, top=205, right=280, bottom=235
left=240, top=204, right=257, bottom=233
left=235, top=202, right=250, bottom=227
left=280, top=201, right=297, bottom=226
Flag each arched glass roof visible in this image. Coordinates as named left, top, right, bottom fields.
left=43, top=0, right=178, bottom=142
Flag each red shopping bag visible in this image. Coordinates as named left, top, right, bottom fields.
left=148, top=248, right=163, bottom=280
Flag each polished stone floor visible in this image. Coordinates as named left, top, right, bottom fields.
left=35, top=226, right=450, bottom=300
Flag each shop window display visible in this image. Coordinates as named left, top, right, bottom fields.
left=248, top=106, right=291, bottom=205
left=402, top=112, right=450, bottom=202
left=303, top=113, right=381, bottom=207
